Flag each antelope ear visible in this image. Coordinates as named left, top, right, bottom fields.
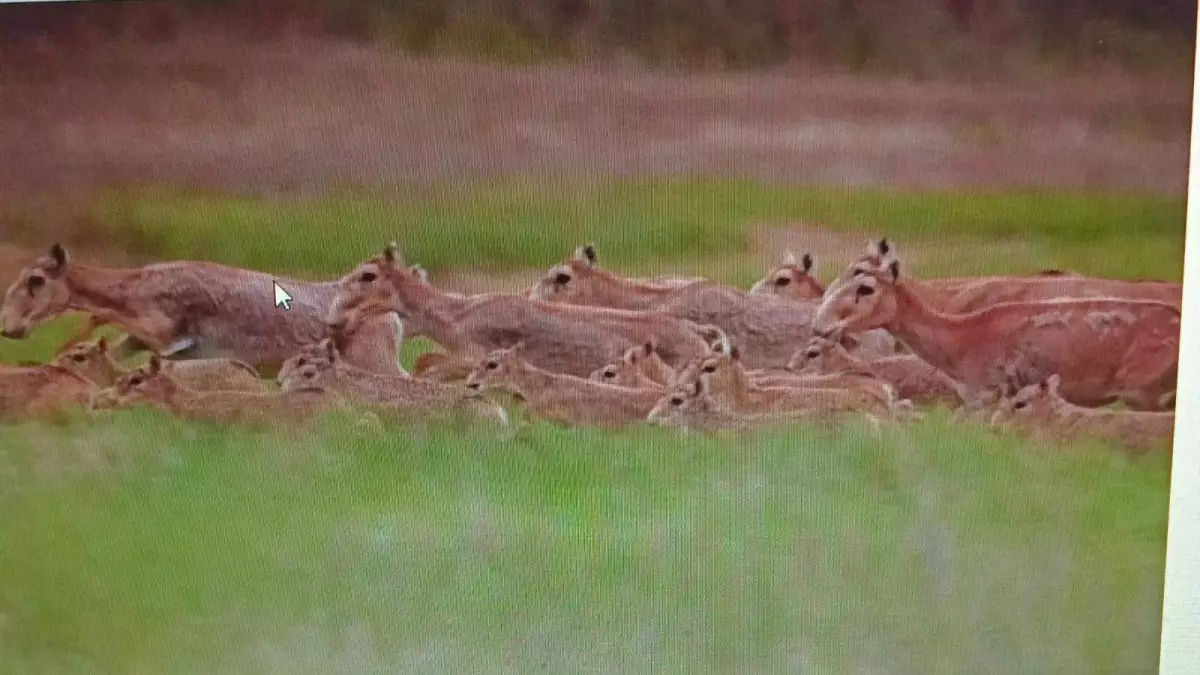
left=643, top=341, right=654, bottom=356
left=96, top=336, right=108, bottom=352
left=729, top=345, right=742, bottom=361
left=383, top=242, right=403, bottom=265
left=692, top=379, right=704, bottom=396
left=888, top=260, right=900, bottom=281
left=148, top=355, right=162, bottom=374
left=801, top=253, right=814, bottom=273
left=877, top=238, right=890, bottom=256
left=410, top=264, right=428, bottom=283
left=49, top=243, right=69, bottom=271
left=574, top=243, right=597, bottom=267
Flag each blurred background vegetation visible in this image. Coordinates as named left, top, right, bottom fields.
left=2, top=0, right=1195, bottom=77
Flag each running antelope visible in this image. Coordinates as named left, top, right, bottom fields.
left=789, top=335, right=960, bottom=407
left=672, top=341, right=895, bottom=417
left=56, top=337, right=263, bottom=392
left=747, top=251, right=829, bottom=300
left=529, top=244, right=895, bottom=367
left=587, top=341, right=673, bottom=389
left=990, top=374, right=1176, bottom=454
left=0, top=363, right=96, bottom=421
left=464, top=344, right=664, bottom=428
left=846, top=238, right=1174, bottom=312
left=276, top=339, right=508, bottom=426
left=325, top=243, right=710, bottom=379
left=0, top=244, right=406, bottom=378
left=646, top=377, right=854, bottom=433
left=94, top=355, right=347, bottom=428
left=813, top=256, right=1180, bottom=411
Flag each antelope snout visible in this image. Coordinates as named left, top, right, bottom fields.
left=0, top=326, right=27, bottom=339
left=466, top=381, right=482, bottom=391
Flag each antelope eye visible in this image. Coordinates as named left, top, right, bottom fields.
left=670, top=396, right=684, bottom=406
left=129, top=376, right=143, bottom=386
left=603, top=370, right=616, bottom=378
left=1014, top=401, right=1028, bottom=410
left=359, top=271, right=377, bottom=283
left=701, top=364, right=716, bottom=373
left=27, top=276, right=45, bottom=292
left=774, top=276, right=792, bottom=286
left=485, top=361, right=498, bottom=370
left=555, top=272, right=571, bottom=285
left=805, top=349, right=820, bottom=358
left=296, top=358, right=308, bottom=367
left=71, top=354, right=86, bottom=362
left=856, top=285, right=875, bottom=297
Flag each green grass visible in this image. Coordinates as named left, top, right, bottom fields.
left=0, top=409, right=1171, bottom=674
left=76, top=180, right=1185, bottom=284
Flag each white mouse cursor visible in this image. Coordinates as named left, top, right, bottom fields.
left=273, top=281, right=293, bottom=311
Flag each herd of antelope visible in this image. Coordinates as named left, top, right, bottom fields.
left=0, top=238, right=1183, bottom=453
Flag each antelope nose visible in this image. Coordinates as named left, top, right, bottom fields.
left=326, top=319, right=347, bottom=334
left=467, top=382, right=481, bottom=391
left=0, top=327, right=26, bottom=339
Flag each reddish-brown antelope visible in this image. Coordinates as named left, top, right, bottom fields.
left=672, top=341, right=895, bottom=417
left=0, top=362, right=96, bottom=421
left=747, top=251, right=829, bottom=300
left=56, top=337, right=264, bottom=392
left=529, top=244, right=895, bottom=367
left=846, top=238, right=1173, bottom=313
left=464, top=344, right=664, bottom=428
left=96, top=355, right=347, bottom=427
left=990, top=374, right=1175, bottom=454
left=0, top=244, right=406, bottom=378
left=587, top=341, right=673, bottom=390
left=813, top=256, right=1180, bottom=411
left=325, top=243, right=711, bottom=379
left=789, top=335, right=960, bottom=407
left=276, top=339, right=508, bottom=426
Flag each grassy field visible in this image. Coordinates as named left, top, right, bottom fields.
left=0, top=181, right=1181, bottom=673
left=0, top=409, right=1171, bottom=674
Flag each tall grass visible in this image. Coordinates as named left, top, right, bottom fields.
left=0, top=409, right=1171, bottom=674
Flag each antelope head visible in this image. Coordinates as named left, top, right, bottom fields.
left=749, top=251, right=823, bottom=299
left=1, top=243, right=73, bottom=340
left=813, top=258, right=902, bottom=337
left=529, top=243, right=600, bottom=302
left=326, top=242, right=411, bottom=336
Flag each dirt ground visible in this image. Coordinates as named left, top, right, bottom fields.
left=0, top=33, right=1192, bottom=204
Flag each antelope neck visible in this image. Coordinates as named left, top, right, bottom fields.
left=884, top=281, right=967, bottom=375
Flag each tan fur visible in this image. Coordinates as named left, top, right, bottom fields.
left=326, top=244, right=710, bottom=378
left=464, top=344, right=663, bottom=428
left=990, top=375, right=1175, bottom=454
left=276, top=340, right=508, bottom=426
left=587, top=341, right=672, bottom=389
left=96, top=356, right=346, bottom=428
left=0, top=244, right=405, bottom=378
left=790, top=335, right=960, bottom=406
left=836, top=239, right=1086, bottom=312
left=646, top=377, right=847, bottom=432
left=0, top=363, right=96, bottom=421
left=673, top=344, right=893, bottom=416
left=813, top=254, right=1180, bottom=411
left=56, top=337, right=263, bottom=392
left=528, top=244, right=895, bottom=367
left=944, top=276, right=1182, bottom=313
